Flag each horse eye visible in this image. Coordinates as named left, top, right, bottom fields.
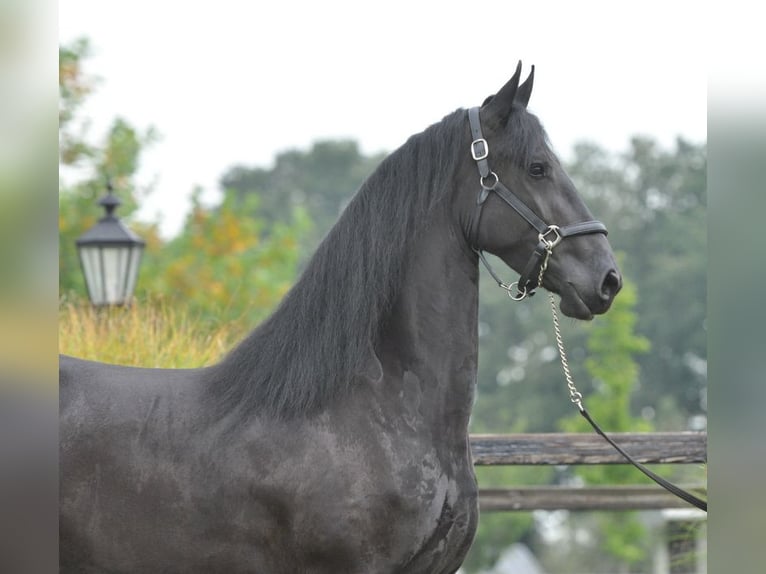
left=528, top=163, right=546, bottom=178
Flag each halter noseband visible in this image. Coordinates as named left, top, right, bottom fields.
left=467, top=106, right=608, bottom=299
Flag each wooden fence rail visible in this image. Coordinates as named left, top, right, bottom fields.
left=468, top=432, right=707, bottom=511
left=470, top=432, right=707, bottom=466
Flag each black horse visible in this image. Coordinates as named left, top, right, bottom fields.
left=60, top=63, right=621, bottom=573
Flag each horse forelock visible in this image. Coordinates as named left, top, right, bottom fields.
left=503, top=105, right=559, bottom=169
left=208, top=109, right=469, bottom=422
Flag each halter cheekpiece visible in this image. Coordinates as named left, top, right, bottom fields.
left=467, top=106, right=608, bottom=299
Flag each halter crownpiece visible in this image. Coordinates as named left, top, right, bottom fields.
left=466, top=106, right=608, bottom=300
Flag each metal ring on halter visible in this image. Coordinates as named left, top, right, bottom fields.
left=506, top=281, right=528, bottom=301
left=480, top=171, right=499, bottom=190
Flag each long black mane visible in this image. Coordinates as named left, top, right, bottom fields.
left=208, top=109, right=469, bottom=420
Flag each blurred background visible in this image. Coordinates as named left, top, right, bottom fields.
left=16, top=1, right=766, bottom=573
left=54, top=2, right=709, bottom=573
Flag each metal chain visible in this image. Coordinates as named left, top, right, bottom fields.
left=536, top=246, right=551, bottom=288
left=547, top=289, right=584, bottom=410
left=537, top=244, right=585, bottom=411
left=503, top=232, right=585, bottom=411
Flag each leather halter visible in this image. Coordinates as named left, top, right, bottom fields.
left=467, top=106, right=608, bottom=299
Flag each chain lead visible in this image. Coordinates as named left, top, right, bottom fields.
left=533, top=245, right=706, bottom=511
left=534, top=244, right=584, bottom=409
left=548, top=289, right=584, bottom=411
left=534, top=243, right=583, bottom=409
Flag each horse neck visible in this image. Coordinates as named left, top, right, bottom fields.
left=378, top=213, right=479, bottom=435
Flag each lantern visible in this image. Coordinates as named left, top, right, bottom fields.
left=76, top=182, right=145, bottom=306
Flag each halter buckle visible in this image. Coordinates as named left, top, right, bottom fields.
left=471, top=138, right=489, bottom=161
left=539, top=225, right=562, bottom=250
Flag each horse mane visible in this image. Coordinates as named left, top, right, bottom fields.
left=207, top=108, right=470, bottom=420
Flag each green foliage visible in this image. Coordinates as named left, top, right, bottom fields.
left=58, top=38, right=310, bottom=338
left=569, top=138, right=707, bottom=417
left=58, top=127, right=161, bottom=297
left=461, top=466, right=546, bottom=572
left=59, top=37, right=97, bottom=165
left=463, top=511, right=535, bottom=572
left=462, top=415, right=553, bottom=573
left=556, top=277, right=652, bottom=568
left=471, top=274, right=585, bottom=434
left=559, top=278, right=651, bottom=436
left=59, top=38, right=161, bottom=297
left=220, top=140, right=385, bottom=249
left=138, top=189, right=312, bottom=332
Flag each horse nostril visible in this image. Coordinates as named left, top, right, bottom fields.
left=601, top=269, right=622, bottom=300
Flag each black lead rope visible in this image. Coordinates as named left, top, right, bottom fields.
left=578, top=407, right=708, bottom=512
left=466, top=106, right=708, bottom=513
left=547, top=281, right=708, bottom=513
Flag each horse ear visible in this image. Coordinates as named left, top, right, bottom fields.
left=516, top=65, right=534, bottom=108
left=483, top=61, right=523, bottom=124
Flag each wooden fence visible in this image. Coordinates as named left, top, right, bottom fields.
left=469, top=432, right=707, bottom=511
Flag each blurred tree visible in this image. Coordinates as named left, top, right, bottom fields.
left=462, top=504, right=534, bottom=573
left=58, top=38, right=312, bottom=337
left=59, top=37, right=96, bottom=165
left=462, top=452, right=552, bottom=572
left=568, top=138, right=707, bottom=419
left=58, top=38, right=161, bottom=298
left=138, top=189, right=311, bottom=331
left=471, top=269, right=590, bottom=434
left=221, top=140, right=386, bottom=248
left=554, top=278, right=653, bottom=571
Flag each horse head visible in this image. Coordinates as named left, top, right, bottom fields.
left=456, top=62, right=621, bottom=320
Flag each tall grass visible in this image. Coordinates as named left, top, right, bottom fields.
left=59, top=297, right=246, bottom=368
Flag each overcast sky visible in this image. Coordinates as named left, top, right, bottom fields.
left=59, top=0, right=706, bottom=237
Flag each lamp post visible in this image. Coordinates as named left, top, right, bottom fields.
left=76, top=181, right=145, bottom=306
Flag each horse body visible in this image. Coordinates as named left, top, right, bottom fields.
left=61, top=198, right=481, bottom=573
left=60, top=63, right=621, bottom=573
left=60, top=364, right=475, bottom=573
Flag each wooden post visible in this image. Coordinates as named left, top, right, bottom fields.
left=654, top=509, right=707, bottom=574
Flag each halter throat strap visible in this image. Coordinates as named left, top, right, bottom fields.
left=467, top=106, right=607, bottom=298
